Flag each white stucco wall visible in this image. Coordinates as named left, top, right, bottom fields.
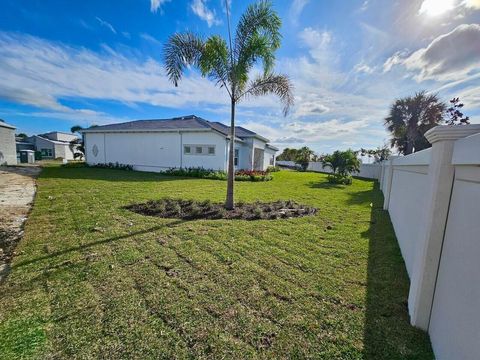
left=236, top=139, right=253, bottom=170
left=378, top=126, right=480, bottom=359
left=45, top=132, right=78, bottom=142
left=85, top=131, right=227, bottom=171
left=54, top=143, right=76, bottom=160
left=388, top=164, right=429, bottom=276
left=428, top=133, right=480, bottom=359
left=263, top=147, right=276, bottom=169
left=84, top=133, right=106, bottom=164
left=0, top=123, right=17, bottom=165
left=181, top=132, right=227, bottom=170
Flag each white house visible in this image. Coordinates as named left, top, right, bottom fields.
left=0, top=120, right=17, bottom=165
left=80, top=115, right=278, bottom=172
left=25, top=132, right=79, bottom=160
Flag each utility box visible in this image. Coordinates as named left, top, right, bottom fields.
left=19, top=150, right=35, bottom=164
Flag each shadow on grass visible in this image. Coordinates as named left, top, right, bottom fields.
left=13, top=219, right=186, bottom=269
left=360, top=182, right=434, bottom=359
left=39, top=166, right=204, bottom=183
left=306, top=180, right=345, bottom=189
left=0, top=165, right=42, bottom=179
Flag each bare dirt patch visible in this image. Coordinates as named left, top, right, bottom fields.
left=124, top=198, right=317, bottom=220
left=0, top=166, right=41, bottom=280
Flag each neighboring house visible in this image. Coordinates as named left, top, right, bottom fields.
left=24, top=132, right=79, bottom=160
left=0, top=120, right=17, bottom=165
left=81, top=115, right=278, bottom=172
left=16, top=137, right=35, bottom=152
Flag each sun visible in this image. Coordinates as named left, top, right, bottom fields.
left=419, top=0, right=456, bottom=16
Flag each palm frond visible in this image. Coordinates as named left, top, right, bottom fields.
left=163, top=32, right=205, bottom=86
left=238, top=73, right=294, bottom=116
left=199, top=36, right=231, bottom=91
left=234, top=1, right=281, bottom=76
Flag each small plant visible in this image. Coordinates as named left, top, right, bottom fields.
left=61, top=162, right=87, bottom=168
left=266, top=166, right=280, bottom=173
left=253, top=206, right=263, bottom=219
left=320, top=149, right=360, bottom=186
left=91, top=162, right=133, bottom=171
left=163, top=167, right=272, bottom=182
left=327, top=173, right=352, bottom=185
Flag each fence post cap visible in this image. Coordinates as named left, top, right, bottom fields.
left=425, top=124, right=480, bottom=144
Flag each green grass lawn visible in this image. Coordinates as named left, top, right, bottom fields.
left=0, top=165, right=433, bottom=359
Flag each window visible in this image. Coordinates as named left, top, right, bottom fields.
left=41, top=148, right=53, bottom=157
left=183, top=144, right=215, bottom=156
left=270, top=156, right=274, bottom=165
left=234, top=149, right=239, bottom=166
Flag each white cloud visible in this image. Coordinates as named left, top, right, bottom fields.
left=383, top=50, right=409, bottom=72
left=0, top=32, right=228, bottom=120
left=360, top=1, right=369, bottom=11
left=463, top=0, right=480, bottom=8
left=140, top=33, right=162, bottom=46
left=299, top=27, right=332, bottom=49
left=384, top=24, right=480, bottom=81
left=95, top=17, right=116, bottom=34
left=274, top=136, right=306, bottom=144
left=354, top=62, right=375, bottom=74
left=390, top=24, right=480, bottom=81
left=418, top=0, right=456, bottom=16
left=290, top=0, right=310, bottom=25
left=294, top=101, right=329, bottom=117
left=190, top=0, right=222, bottom=27
left=150, top=0, right=171, bottom=13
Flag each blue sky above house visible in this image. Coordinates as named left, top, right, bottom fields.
left=0, top=0, right=479, bottom=154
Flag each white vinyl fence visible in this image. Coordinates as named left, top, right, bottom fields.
left=307, top=162, right=382, bottom=179
left=377, top=124, right=480, bottom=360
left=276, top=160, right=382, bottom=179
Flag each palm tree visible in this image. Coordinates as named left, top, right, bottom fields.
left=321, top=150, right=360, bottom=176
left=385, top=91, right=446, bottom=155
left=163, top=1, right=294, bottom=209
left=295, top=146, right=315, bottom=171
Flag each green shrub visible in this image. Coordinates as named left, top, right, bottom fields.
left=327, top=173, right=352, bottom=185
left=61, top=162, right=87, bottom=168
left=163, top=167, right=272, bottom=182
left=266, top=166, right=280, bottom=173
left=91, top=162, right=133, bottom=171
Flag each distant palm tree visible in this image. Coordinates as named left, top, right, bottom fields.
left=385, top=91, right=446, bottom=155
left=163, top=0, right=294, bottom=210
left=295, top=146, right=315, bottom=171
left=70, top=125, right=84, bottom=133
left=321, top=150, right=360, bottom=176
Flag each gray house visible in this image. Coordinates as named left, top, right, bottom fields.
left=0, top=120, right=17, bottom=165
left=25, top=132, right=79, bottom=160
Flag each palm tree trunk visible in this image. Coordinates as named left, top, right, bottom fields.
left=225, top=98, right=236, bottom=210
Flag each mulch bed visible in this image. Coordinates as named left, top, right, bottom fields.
left=124, top=198, right=317, bottom=220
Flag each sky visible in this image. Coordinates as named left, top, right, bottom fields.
left=0, top=0, right=479, bottom=154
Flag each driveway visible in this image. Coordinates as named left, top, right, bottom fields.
left=0, top=166, right=41, bottom=280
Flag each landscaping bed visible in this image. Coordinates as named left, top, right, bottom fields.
left=163, top=167, right=273, bottom=181
left=124, top=199, right=317, bottom=220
